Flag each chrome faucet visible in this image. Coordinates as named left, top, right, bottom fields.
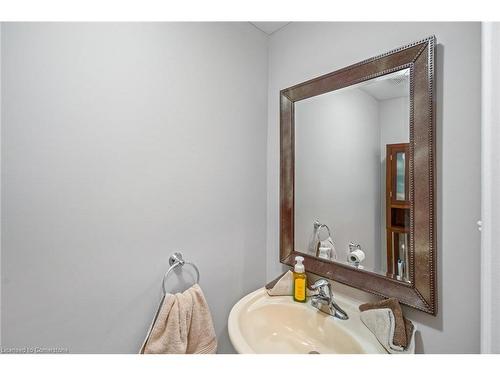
left=310, top=279, right=349, bottom=320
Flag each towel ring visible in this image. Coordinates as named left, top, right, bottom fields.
left=162, top=252, right=200, bottom=294
left=314, top=220, right=332, bottom=239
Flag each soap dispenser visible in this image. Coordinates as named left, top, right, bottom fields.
left=293, top=256, right=307, bottom=303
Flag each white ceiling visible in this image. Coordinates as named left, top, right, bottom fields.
left=358, top=69, right=410, bottom=101
left=250, top=22, right=290, bottom=35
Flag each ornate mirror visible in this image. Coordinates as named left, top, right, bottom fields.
left=280, top=37, right=436, bottom=314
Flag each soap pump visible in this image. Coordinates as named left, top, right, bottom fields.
left=293, top=256, right=307, bottom=303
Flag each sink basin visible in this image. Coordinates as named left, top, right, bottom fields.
left=228, top=288, right=386, bottom=354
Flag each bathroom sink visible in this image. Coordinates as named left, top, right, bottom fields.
left=228, top=288, right=386, bottom=354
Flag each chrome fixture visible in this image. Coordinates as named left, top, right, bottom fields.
left=309, top=279, right=349, bottom=320
left=162, top=251, right=200, bottom=294
left=313, top=220, right=332, bottom=237
left=348, top=242, right=361, bottom=252
left=144, top=252, right=201, bottom=349
left=347, top=242, right=363, bottom=267
left=309, top=220, right=333, bottom=256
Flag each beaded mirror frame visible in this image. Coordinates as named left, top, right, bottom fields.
left=279, top=36, right=437, bottom=315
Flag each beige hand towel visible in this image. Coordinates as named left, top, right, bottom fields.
left=140, top=284, right=217, bottom=354
left=360, top=308, right=416, bottom=354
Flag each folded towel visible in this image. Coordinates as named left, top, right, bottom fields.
left=360, top=308, right=416, bottom=354
left=265, top=270, right=316, bottom=296
left=359, top=297, right=413, bottom=348
left=140, top=284, right=217, bottom=354
left=317, top=237, right=337, bottom=260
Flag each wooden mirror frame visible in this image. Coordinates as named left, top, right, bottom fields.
left=280, top=36, right=437, bottom=315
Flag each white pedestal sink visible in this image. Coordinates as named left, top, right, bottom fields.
left=228, top=288, right=387, bottom=354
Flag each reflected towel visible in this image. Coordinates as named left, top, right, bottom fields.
left=140, top=284, right=217, bottom=354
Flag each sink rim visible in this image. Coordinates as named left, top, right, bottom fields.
left=228, top=287, right=387, bottom=354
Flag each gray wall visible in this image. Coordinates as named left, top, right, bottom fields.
left=266, top=22, right=481, bottom=353
left=294, top=88, right=380, bottom=270
left=1, top=23, right=268, bottom=353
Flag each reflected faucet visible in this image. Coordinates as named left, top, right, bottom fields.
left=309, top=279, right=349, bottom=320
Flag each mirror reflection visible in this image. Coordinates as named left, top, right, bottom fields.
left=294, top=68, right=411, bottom=282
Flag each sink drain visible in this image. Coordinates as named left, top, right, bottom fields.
left=308, top=351, right=320, bottom=354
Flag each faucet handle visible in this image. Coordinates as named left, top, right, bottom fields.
left=311, top=279, right=330, bottom=290
left=310, top=279, right=333, bottom=299
left=310, top=279, right=349, bottom=320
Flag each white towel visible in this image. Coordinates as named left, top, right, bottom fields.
left=140, top=284, right=217, bottom=354
left=360, top=308, right=416, bottom=354
left=319, top=237, right=337, bottom=260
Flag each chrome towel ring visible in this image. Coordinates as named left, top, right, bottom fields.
left=162, top=252, right=200, bottom=295
left=314, top=220, right=332, bottom=239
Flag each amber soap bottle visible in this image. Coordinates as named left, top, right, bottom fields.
left=293, top=256, right=307, bottom=303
